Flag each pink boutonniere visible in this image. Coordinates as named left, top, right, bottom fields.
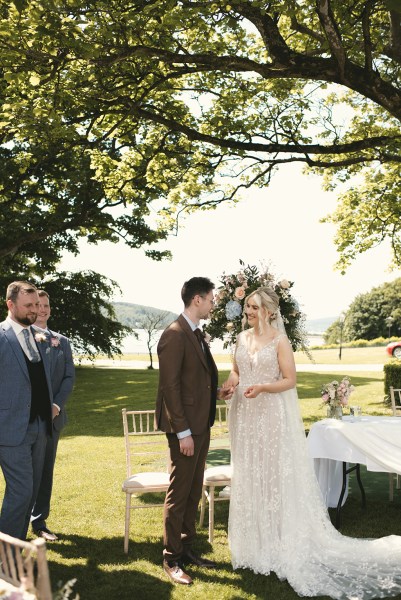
left=50, top=337, right=61, bottom=347
left=34, top=332, right=47, bottom=343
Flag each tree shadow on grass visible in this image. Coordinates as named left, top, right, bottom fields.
left=48, top=531, right=306, bottom=600
left=47, top=535, right=173, bottom=600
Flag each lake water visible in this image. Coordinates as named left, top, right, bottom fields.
left=122, top=329, right=324, bottom=354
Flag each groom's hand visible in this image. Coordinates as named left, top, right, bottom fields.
left=179, top=435, right=194, bottom=456
left=218, top=386, right=234, bottom=400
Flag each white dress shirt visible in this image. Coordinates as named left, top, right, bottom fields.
left=6, top=316, right=41, bottom=362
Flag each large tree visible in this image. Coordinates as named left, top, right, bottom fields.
left=324, top=277, right=401, bottom=342
left=0, top=0, right=400, bottom=272
left=345, top=277, right=401, bottom=340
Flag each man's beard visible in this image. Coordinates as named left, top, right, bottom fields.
left=17, top=314, right=37, bottom=326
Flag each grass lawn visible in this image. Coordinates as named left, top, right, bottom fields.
left=1, top=365, right=400, bottom=600
left=295, top=345, right=390, bottom=365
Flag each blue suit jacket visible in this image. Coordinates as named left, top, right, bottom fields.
left=0, top=320, right=54, bottom=446
left=44, top=328, right=75, bottom=432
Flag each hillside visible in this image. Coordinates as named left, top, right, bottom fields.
left=305, top=316, right=337, bottom=333
left=113, top=302, right=177, bottom=329
left=114, top=302, right=336, bottom=334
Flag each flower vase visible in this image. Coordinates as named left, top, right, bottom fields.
left=327, top=404, right=343, bottom=420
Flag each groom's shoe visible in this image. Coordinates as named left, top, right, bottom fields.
left=34, top=527, right=58, bottom=542
left=163, top=560, right=193, bottom=585
left=182, top=549, right=217, bottom=568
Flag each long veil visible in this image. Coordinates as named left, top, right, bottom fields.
left=230, top=309, right=401, bottom=599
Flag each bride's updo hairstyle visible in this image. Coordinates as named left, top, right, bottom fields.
left=241, top=286, right=280, bottom=331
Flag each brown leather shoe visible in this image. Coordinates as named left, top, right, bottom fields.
left=182, top=549, right=217, bottom=568
left=34, top=527, right=58, bottom=542
left=163, top=560, right=193, bottom=585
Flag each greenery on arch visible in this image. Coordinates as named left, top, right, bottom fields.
left=206, top=259, right=309, bottom=353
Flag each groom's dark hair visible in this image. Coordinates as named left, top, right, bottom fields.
left=181, top=277, right=215, bottom=307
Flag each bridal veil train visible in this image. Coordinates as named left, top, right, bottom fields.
left=228, top=332, right=401, bottom=600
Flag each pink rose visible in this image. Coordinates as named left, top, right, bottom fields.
left=279, top=279, right=290, bottom=289
left=51, top=337, right=61, bottom=347
left=234, top=286, right=246, bottom=300
left=34, top=332, right=47, bottom=343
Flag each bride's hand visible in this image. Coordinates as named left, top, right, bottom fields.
left=222, top=373, right=239, bottom=390
left=244, top=385, right=261, bottom=398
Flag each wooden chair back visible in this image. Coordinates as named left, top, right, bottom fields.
left=121, top=408, right=171, bottom=553
left=390, top=386, right=401, bottom=416
left=122, top=409, right=169, bottom=478
left=0, top=533, right=52, bottom=600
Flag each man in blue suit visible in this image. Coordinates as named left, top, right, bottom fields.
left=0, top=281, right=53, bottom=540
left=31, top=290, right=75, bottom=541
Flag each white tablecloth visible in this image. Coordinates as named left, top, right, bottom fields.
left=307, top=416, right=401, bottom=507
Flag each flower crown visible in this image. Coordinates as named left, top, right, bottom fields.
left=205, top=260, right=309, bottom=353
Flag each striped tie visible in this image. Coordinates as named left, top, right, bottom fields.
left=22, top=328, right=41, bottom=363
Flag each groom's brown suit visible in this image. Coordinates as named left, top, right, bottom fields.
left=156, top=314, right=218, bottom=562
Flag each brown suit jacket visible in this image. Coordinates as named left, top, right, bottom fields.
left=155, top=315, right=218, bottom=434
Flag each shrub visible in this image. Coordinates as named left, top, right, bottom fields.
left=383, top=361, right=401, bottom=398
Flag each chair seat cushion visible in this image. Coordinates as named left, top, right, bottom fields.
left=203, top=464, right=232, bottom=484
left=122, top=472, right=170, bottom=492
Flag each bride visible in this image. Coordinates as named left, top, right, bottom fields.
left=222, top=286, right=401, bottom=599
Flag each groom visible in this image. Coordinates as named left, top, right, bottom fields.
left=156, top=277, right=230, bottom=585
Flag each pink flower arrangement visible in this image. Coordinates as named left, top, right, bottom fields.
left=321, top=377, right=355, bottom=408
left=206, top=259, right=309, bottom=352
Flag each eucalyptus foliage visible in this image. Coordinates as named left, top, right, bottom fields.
left=0, top=0, right=400, bottom=273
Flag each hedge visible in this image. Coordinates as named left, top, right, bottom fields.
left=313, top=336, right=397, bottom=351
left=384, top=360, right=401, bottom=399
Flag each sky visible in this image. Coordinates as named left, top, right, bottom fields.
left=59, top=163, right=400, bottom=322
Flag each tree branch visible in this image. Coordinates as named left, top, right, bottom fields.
left=316, top=0, right=347, bottom=76
left=130, top=104, right=401, bottom=157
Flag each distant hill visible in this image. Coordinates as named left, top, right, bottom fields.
left=113, top=302, right=178, bottom=329
left=114, top=302, right=336, bottom=335
left=305, top=316, right=337, bottom=334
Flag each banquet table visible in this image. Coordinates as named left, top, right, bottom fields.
left=307, top=415, right=401, bottom=527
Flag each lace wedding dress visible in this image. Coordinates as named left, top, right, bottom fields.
left=228, top=331, right=401, bottom=599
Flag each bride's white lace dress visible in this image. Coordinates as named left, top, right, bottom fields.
left=228, top=331, right=401, bottom=599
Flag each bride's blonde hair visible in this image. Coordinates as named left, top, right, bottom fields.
left=241, top=286, right=280, bottom=331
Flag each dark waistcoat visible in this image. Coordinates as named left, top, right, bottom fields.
left=23, top=354, right=52, bottom=435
